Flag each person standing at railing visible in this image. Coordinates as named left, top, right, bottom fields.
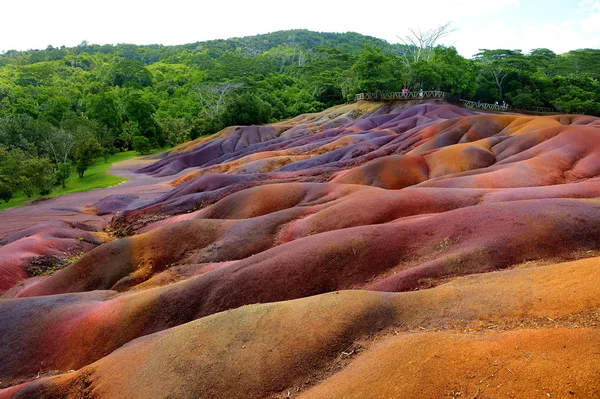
left=402, top=87, right=408, bottom=97
left=419, top=89, right=423, bottom=98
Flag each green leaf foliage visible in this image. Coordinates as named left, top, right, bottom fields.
left=74, top=138, right=102, bottom=178
left=133, top=136, right=151, bottom=155
left=23, top=157, right=56, bottom=195
left=56, top=162, right=72, bottom=188
left=0, top=29, right=596, bottom=197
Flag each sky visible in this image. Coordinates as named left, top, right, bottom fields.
left=0, top=0, right=598, bottom=57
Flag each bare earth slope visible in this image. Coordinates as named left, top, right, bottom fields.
left=0, top=158, right=182, bottom=293
left=1, top=100, right=599, bottom=398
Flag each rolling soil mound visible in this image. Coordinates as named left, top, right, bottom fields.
left=2, top=257, right=599, bottom=398
left=1, top=100, right=600, bottom=398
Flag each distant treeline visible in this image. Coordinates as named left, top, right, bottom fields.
left=0, top=29, right=598, bottom=201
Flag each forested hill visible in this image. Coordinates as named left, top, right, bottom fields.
left=0, top=29, right=599, bottom=202
left=0, top=30, right=396, bottom=148
left=1, top=29, right=599, bottom=147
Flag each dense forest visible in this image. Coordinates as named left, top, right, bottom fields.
left=0, top=29, right=599, bottom=203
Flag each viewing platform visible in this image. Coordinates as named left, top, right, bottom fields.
left=355, top=91, right=557, bottom=114
left=355, top=91, right=452, bottom=101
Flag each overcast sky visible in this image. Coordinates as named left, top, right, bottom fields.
left=1, top=0, right=598, bottom=57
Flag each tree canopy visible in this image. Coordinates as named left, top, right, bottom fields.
left=0, top=29, right=597, bottom=201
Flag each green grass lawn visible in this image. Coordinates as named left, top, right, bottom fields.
left=0, top=150, right=160, bottom=211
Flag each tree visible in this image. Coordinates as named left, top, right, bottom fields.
left=56, top=162, right=71, bottom=188
left=86, top=90, right=123, bottom=135
left=23, top=157, right=55, bottom=195
left=0, top=181, right=12, bottom=203
left=44, top=117, right=104, bottom=168
left=0, top=147, right=17, bottom=202
left=0, top=114, right=52, bottom=155
left=196, top=82, right=245, bottom=121
left=73, top=138, right=102, bottom=178
left=111, top=59, right=153, bottom=88
left=350, top=44, right=400, bottom=95
left=45, top=128, right=75, bottom=168
left=408, top=60, right=441, bottom=91
left=1, top=29, right=600, bottom=128
left=18, top=176, right=35, bottom=198
left=124, top=91, right=158, bottom=140
left=528, top=48, right=557, bottom=76
left=431, top=46, right=476, bottom=97
left=265, top=44, right=308, bottom=69
left=397, top=22, right=455, bottom=66
left=473, top=49, right=532, bottom=100
left=551, top=75, right=600, bottom=115
left=158, top=118, right=191, bottom=147
left=221, top=94, right=272, bottom=126
left=0, top=146, right=30, bottom=197
left=556, top=49, right=600, bottom=79
left=116, top=121, right=140, bottom=150
left=133, top=136, right=151, bottom=155
left=189, top=117, right=220, bottom=139
left=101, top=147, right=112, bottom=163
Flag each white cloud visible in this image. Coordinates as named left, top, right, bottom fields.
left=0, top=0, right=594, bottom=58
left=0, top=0, right=521, bottom=50
left=581, top=10, right=600, bottom=32
left=521, top=20, right=593, bottom=53
left=578, top=0, right=600, bottom=13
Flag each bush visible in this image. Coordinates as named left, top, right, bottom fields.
left=56, top=162, right=72, bottom=188
left=190, top=116, right=224, bottom=139
left=23, top=157, right=56, bottom=195
left=17, top=176, right=35, bottom=198
left=158, top=118, right=191, bottom=147
left=221, top=94, right=273, bottom=126
left=74, top=138, right=102, bottom=178
left=132, top=136, right=151, bottom=155
left=0, top=181, right=12, bottom=203
left=101, top=147, right=111, bottom=163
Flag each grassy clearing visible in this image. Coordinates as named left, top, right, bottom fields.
left=0, top=150, right=162, bottom=211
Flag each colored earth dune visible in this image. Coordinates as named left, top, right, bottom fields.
left=1, top=99, right=600, bottom=398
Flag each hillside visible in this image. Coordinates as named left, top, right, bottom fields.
left=1, top=30, right=599, bottom=210
left=0, top=30, right=599, bottom=154
left=1, top=99, right=599, bottom=398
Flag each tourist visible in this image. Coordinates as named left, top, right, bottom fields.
left=419, top=89, right=423, bottom=98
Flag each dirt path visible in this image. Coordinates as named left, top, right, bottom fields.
left=0, top=157, right=176, bottom=239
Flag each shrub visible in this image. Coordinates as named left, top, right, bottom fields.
left=23, top=157, right=56, bottom=195
left=74, top=138, right=102, bottom=178
left=56, top=162, right=72, bottom=188
left=133, top=136, right=151, bottom=155
left=0, top=181, right=12, bottom=203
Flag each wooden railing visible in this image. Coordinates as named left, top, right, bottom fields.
left=459, top=100, right=555, bottom=113
left=355, top=91, right=557, bottom=114
left=460, top=100, right=508, bottom=111
left=355, top=91, right=451, bottom=101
